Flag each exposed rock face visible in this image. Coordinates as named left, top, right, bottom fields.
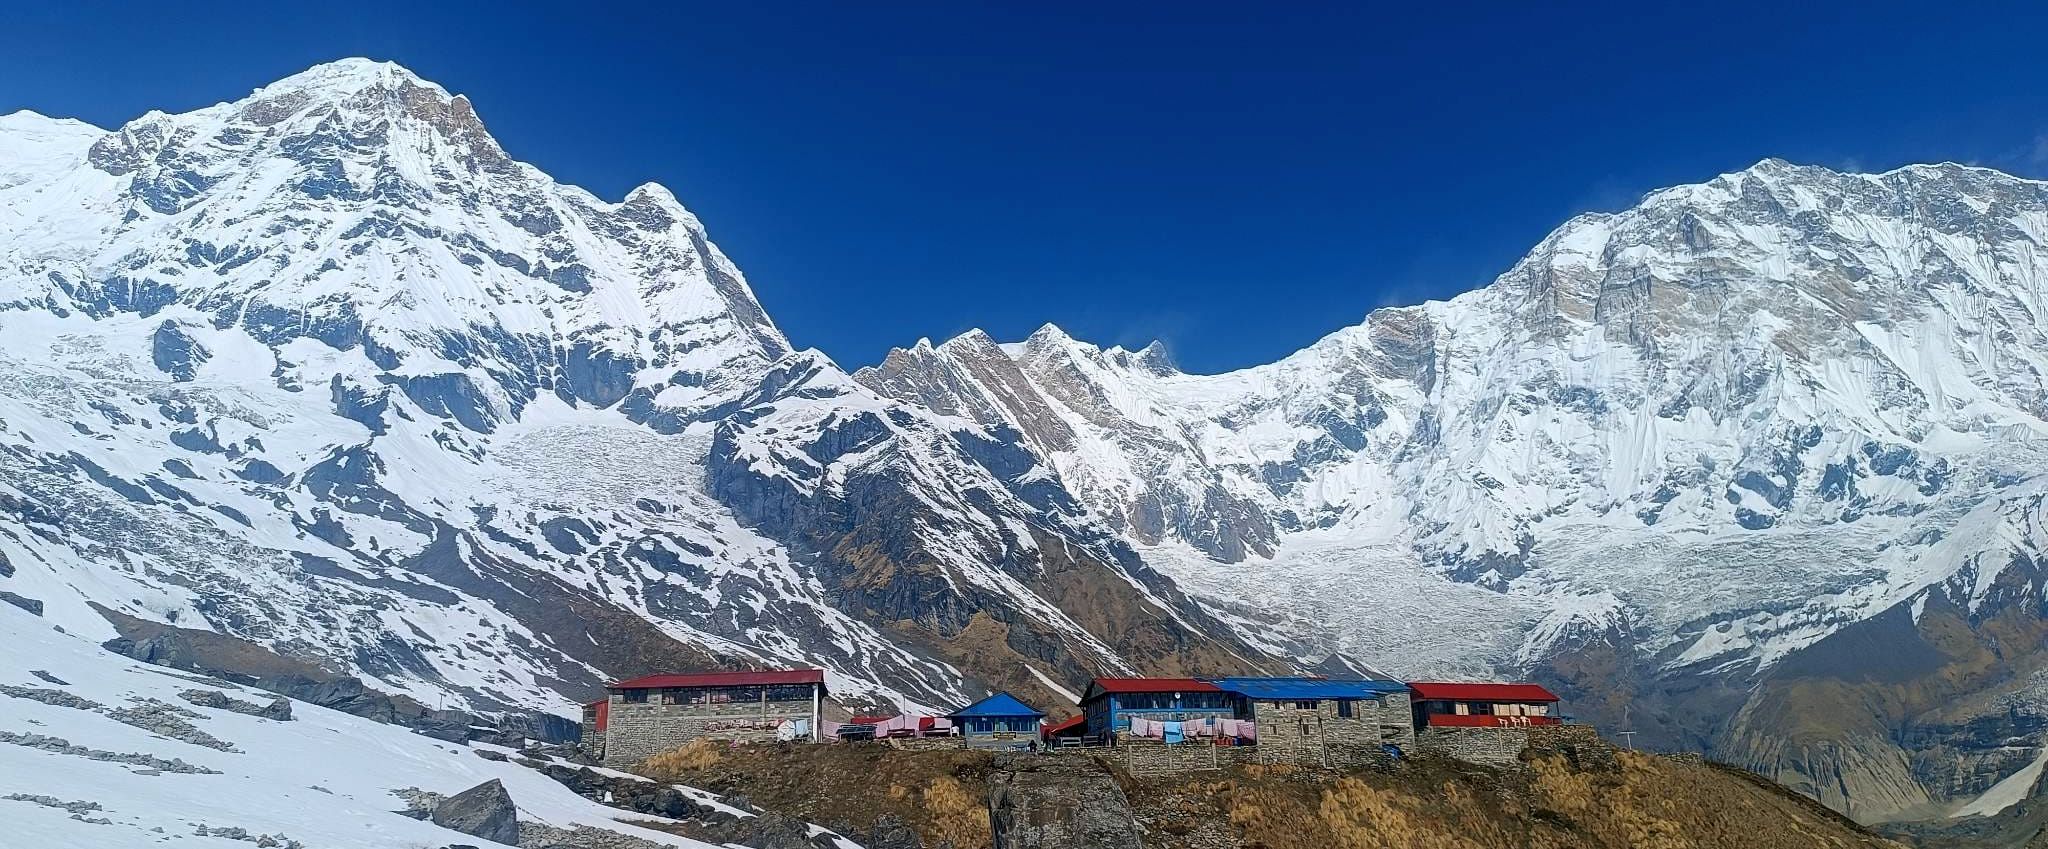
left=0, top=59, right=1283, bottom=723
left=989, top=758, right=1144, bottom=849
left=0, top=591, right=43, bottom=616
left=432, top=779, right=519, bottom=846
left=180, top=688, right=295, bottom=721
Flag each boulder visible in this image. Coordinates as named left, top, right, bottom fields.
left=865, top=814, right=925, bottom=849
left=989, top=759, right=1143, bottom=849
left=431, top=779, right=519, bottom=846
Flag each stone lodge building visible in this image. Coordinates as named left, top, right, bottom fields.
left=1210, top=676, right=1416, bottom=767
left=597, top=668, right=826, bottom=767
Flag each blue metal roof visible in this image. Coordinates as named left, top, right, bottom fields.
left=948, top=692, right=1046, bottom=718
left=1205, top=677, right=1409, bottom=700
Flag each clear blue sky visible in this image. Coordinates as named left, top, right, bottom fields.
left=6, top=2, right=2047, bottom=373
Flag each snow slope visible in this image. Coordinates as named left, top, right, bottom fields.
left=861, top=159, right=2048, bottom=682
left=0, top=604, right=725, bottom=849
left=0, top=58, right=1260, bottom=722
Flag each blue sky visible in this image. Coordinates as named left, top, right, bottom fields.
left=6, top=2, right=2047, bottom=373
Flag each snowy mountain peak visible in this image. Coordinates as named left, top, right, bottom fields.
left=262, top=57, right=442, bottom=96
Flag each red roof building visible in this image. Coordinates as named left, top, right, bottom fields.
left=1042, top=715, right=1085, bottom=740
left=1409, top=682, right=1561, bottom=728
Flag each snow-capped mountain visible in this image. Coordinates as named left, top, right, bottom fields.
left=858, top=158, right=2048, bottom=820
left=10, top=58, right=2048, bottom=822
left=0, top=59, right=1263, bottom=721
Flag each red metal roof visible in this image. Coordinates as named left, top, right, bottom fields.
left=1043, top=715, right=1085, bottom=737
left=1408, top=682, right=1560, bottom=702
left=1082, top=678, right=1223, bottom=700
left=609, top=669, right=825, bottom=690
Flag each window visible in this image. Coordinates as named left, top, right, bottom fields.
left=1121, top=693, right=1168, bottom=710
left=1295, top=700, right=1318, bottom=710
left=764, top=685, right=812, bottom=702
left=1337, top=700, right=1354, bottom=718
left=623, top=690, right=648, bottom=704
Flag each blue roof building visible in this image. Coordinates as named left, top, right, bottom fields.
left=1206, top=677, right=1409, bottom=701
left=948, top=692, right=1046, bottom=749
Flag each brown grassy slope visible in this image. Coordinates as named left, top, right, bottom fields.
left=642, top=741, right=999, bottom=848
left=635, top=739, right=1900, bottom=849
left=1129, top=752, right=1898, bottom=849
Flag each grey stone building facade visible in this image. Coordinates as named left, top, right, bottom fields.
left=596, top=669, right=826, bottom=768
left=1244, top=691, right=1414, bottom=768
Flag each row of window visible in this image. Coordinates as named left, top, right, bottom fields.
left=1111, top=693, right=1235, bottom=710
left=619, top=684, right=816, bottom=705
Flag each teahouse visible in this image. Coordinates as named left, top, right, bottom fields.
left=1079, top=678, right=1234, bottom=738
left=598, top=668, right=827, bottom=766
left=948, top=692, right=1045, bottom=750
left=1408, top=682, right=1560, bottom=727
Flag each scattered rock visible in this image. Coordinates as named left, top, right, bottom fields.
left=0, top=684, right=107, bottom=712
left=29, top=670, right=70, bottom=686
left=0, top=591, right=43, bottom=616
left=180, top=688, right=293, bottom=721
left=3, top=793, right=105, bottom=816
left=192, top=824, right=304, bottom=849
left=433, top=779, right=520, bottom=846
left=476, top=748, right=510, bottom=762
left=0, top=730, right=221, bottom=774
left=516, top=822, right=671, bottom=849
left=393, top=787, right=446, bottom=820
left=109, top=698, right=239, bottom=751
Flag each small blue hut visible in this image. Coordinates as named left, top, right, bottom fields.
left=948, top=692, right=1045, bottom=749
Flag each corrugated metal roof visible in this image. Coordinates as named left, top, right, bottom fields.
left=949, top=692, right=1046, bottom=718
left=1207, top=676, right=1409, bottom=700
left=1083, top=678, right=1224, bottom=700
left=1408, top=682, right=1559, bottom=702
left=609, top=669, right=825, bottom=690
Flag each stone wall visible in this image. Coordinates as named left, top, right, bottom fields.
left=883, top=736, right=965, bottom=752
left=1417, top=723, right=1603, bottom=768
left=1417, top=727, right=1532, bottom=767
left=1108, top=737, right=1258, bottom=775
left=1251, top=696, right=1410, bottom=769
left=601, top=695, right=815, bottom=767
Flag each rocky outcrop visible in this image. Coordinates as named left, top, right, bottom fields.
left=0, top=591, right=42, bottom=616
left=180, top=688, right=294, bottom=721
left=988, top=758, right=1143, bottom=849
left=97, top=607, right=571, bottom=745
left=432, top=779, right=519, bottom=846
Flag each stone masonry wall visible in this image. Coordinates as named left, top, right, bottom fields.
left=1102, top=737, right=1258, bottom=776
left=602, top=696, right=815, bottom=767
left=1416, top=727, right=1531, bottom=767
left=1416, top=723, right=1599, bottom=768
left=1253, top=696, right=1410, bottom=769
